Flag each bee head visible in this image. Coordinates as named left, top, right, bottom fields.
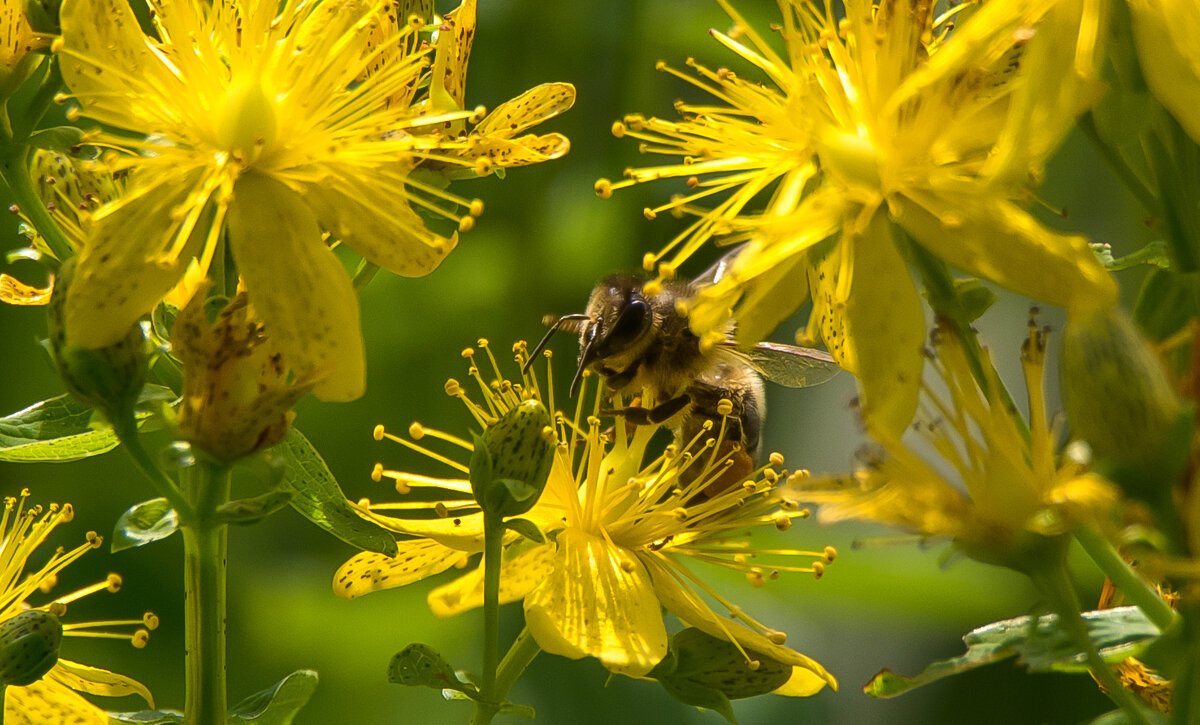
left=571, top=275, right=653, bottom=397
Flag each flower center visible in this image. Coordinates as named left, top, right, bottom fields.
left=216, top=77, right=278, bottom=162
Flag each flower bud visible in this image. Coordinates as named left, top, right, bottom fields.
left=0, top=610, right=62, bottom=687
left=1061, top=308, right=1192, bottom=500
left=47, top=259, right=148, bottom=421
left=649, top=627, right=791, bottom=717
left=469, top=399, right=555, bottom=518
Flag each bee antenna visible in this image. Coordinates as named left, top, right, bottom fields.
left=523, top=313, right=588, bottom=375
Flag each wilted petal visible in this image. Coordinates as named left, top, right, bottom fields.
left=809, top=210, right=924, bottom=436
left=428, top=541, right=555, bottom=617
left=524, top=528, right=667, bottom=676
left=334, top=539, right=467, bottom=600
left=227, top=172, right=365, bottom=401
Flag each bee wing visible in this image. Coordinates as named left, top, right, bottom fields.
left=692, top=244, right=746, bottom=287
left=741, top=341, right=842, bottom=388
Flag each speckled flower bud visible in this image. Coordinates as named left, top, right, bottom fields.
left=47, top=259, right=147, bottom=420
left=649, top=628, right=791, bottom=717
left=1061, top=308, right=1191, bottom=497
left=0, top=610, right=62, bottom=687
left=469, top=399, right=555, bottom=518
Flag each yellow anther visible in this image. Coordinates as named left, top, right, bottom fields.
left=812, top=562, right=825, bottom=579
left=643, top=207, right=657, bottom=220
left=106, top=573, right=122, bottom=592
left=768, top=631, right=787, bottom=645
left=461, top=347, right=475, bottom=359
left=373, top=424, right=385, bottom=441
left=594, top=178, right=614, bottom=198
left=643, top=280, right=662, bottom=297
left=673, top=507, right=689, bottom=522
left=716, top=399, right=734, bottom=416
left=769, top=452, right=785, bottom=467
left=469, top=199, right=484, bottom=217
left=87, top=531, right=102, bottom=549
left=747, top=660, right=761, bottom=671
left=408, top=422, right=425, bottom=440
left=444, top=379, right=462, bottom=396
left=144, top=613, right=160, bottom=630
left=746, top=570, right=765, bottom=587
left=824, top=546, right=838, bottom=563
left=371, top=463, right=384, bottom=482
left=458, top=216, right=475, bottom=232
left=773, top=513, right=791, bottom=531
left=132, top=630, right=150, bottom=648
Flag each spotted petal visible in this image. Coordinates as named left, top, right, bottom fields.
left=334, top=539, right=467, bottom=599
left=428, top=540, right=554, bottom=617
left=304, top=166, right=457, bottom=279
left=64, top=171, right=203, bottom=349
left=809, top=209, right=924, bottom=437
left=523, top=528, right=668, bottom=677
left=475, top=83, right=577, bottom=139
left=227, top=172, right=365, bottom=401
left=50, top=660, right=153, bottom=705
left=5, top=678, right=106, bottom=725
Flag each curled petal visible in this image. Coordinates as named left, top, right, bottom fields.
left=50, top=659, right=153, bottom=705
left=475, top=83, right=577, bottom=138
left=334, top=539, right=466, bottom=599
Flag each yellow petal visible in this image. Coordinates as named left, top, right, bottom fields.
left=64, top=171, right=202, bottom=349
left=809, top=211, right=923, bottom=437
left=5, top=678, right=106, bottom=725
left=0, top=274, right=50, bottom=305
left=354, top=506, right=486, bottom=551
left=58, top=0, right=175, bottom=130
left=523, top=528, right=667, bottom=676
left=1129, top=0, right=1200, bottom=145
left=641, top=556, right=836, bottom=692
left=895, top=190, right=1117, bottom=314
left=462, top=133, right=572, bottom=169
left=475, top=83, right=577, bottom=139
left=436, top=0, right=476, bottom=109
left=227, top=172, right=365, bottom=401
left=428, top=541, right=555, bottom=617
left=51, top=659, right=153, bottom=706
left=304, top=167, right=458, bottom=278
left=333, top=539, right=466, bottom=600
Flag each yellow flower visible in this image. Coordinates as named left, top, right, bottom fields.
left=1, top=490, right=156, bottom=723
left=336, top=339, right=836, bottom=694
left=600, top=0, right=1116, bottom=435
left=788, top=320, right=1119, bottom=567
left=53, top=0, right=572, bottom=402
left=0, top=0, right=48, bottom=76
left=1127, top=0, right=1200, bottom=145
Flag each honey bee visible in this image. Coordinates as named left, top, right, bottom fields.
left=526, top=255, right=840, bottom=497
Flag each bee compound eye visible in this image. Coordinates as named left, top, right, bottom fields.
left=608, top=298, right=649, bottom=347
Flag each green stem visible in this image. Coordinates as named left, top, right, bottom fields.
left=351, top=259, right=379, bottom=293
left=182, top=462, right=231, bottom=725
left=494, top=627, right=541, bottom=698
left=1031, top=558, right=1153, bottom=725
left=1078, top=111, right=1160, bottom=216
left=471, top=512, right=505, bottom=725
left=0, top=146, right=74, bottom=260
left=1074, top=525, right=1179, bottom=632
left=111, top=413, right=196, bottom=525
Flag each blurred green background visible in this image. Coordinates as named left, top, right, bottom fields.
left=0, top=1, right=1155, bottom=722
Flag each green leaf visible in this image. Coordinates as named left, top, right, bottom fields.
left=0, top=394, right=117, bottom=462
left=107, top=711, right=185, bottom=724
left=112, top=499, right=179, bottom=553
left=27, top=125, right=84, bottom=152
left=228, top=669, right=319, bottom=725
left=656, top=678, right=736, bottom=724
left=388, top=643, right=477, bottom=696
left=0, top=386, right=171, bottom=463
left=1087, top=707, right=1168, bottom=725
left=277, top=428, right=397, bottom=556
left=864, top=606, right=1160, bottom=698
left=503, top=517, right=546, bottom=544
left=216, top=490, right=294, bottom=525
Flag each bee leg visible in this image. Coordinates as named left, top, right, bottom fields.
left=603, top=394, right=691, bottom=425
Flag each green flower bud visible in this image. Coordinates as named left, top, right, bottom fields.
left=469, top=399, right=555, bottom=518
left=47, top=259, right=148, bottom=421
left=649, top=628, right=791, bottom=719
left=0, top=610, right=62, bottom=687
left=1061, top=308, right=1192, bottom=501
